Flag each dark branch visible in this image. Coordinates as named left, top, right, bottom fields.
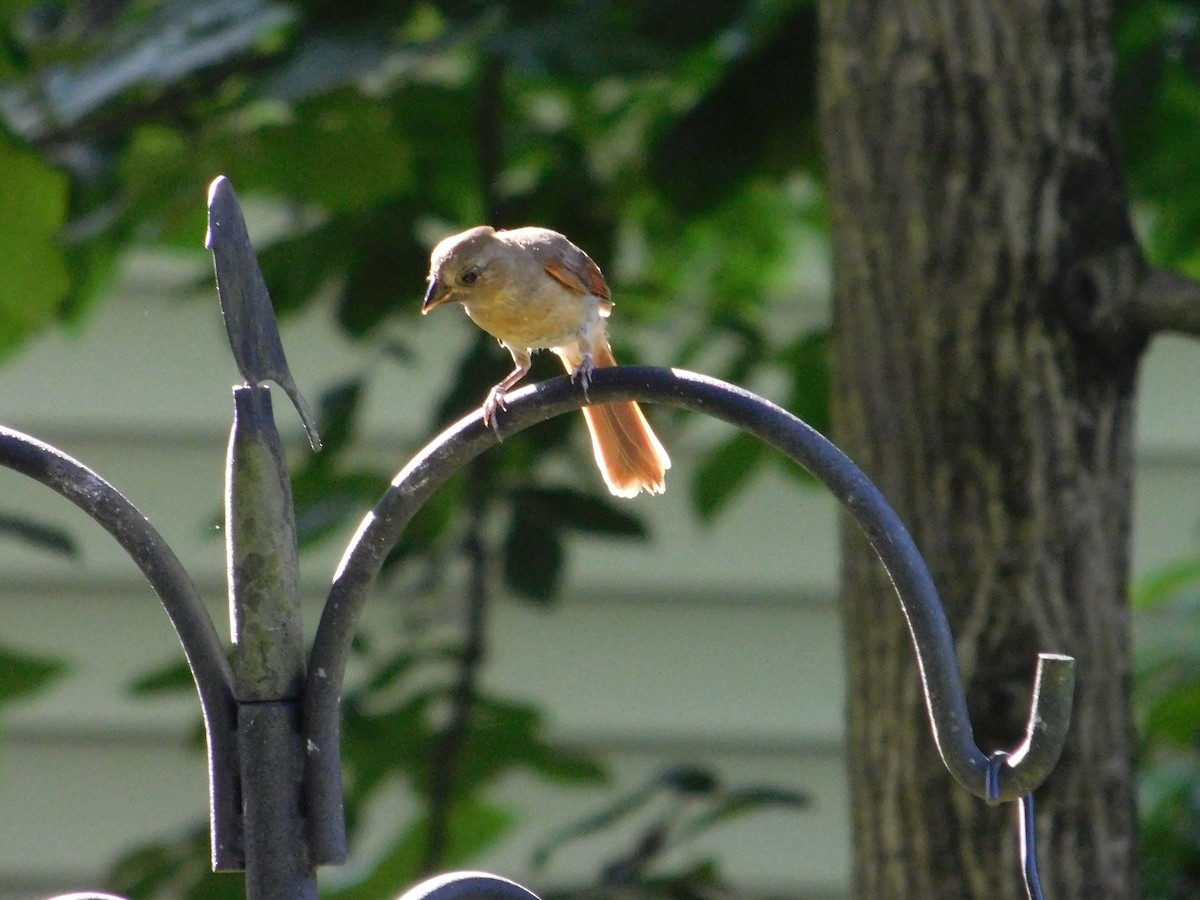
left=1130, top=267, right=1200, bottom=336
left=422, top=461, right=492, bottom=874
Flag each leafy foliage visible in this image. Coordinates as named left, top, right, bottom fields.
left=1135, top=557, right=1200, bottom=898
left=534, top=764, right=808, bottom=897
left=0, top=525, right=70, bottom=737
left=0, top=132, right=70, bottom=355
left=1115, top=0, right=1200, bottom=276
left=0, top=643, right=65, bottom=713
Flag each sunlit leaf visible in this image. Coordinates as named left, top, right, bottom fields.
left=226, top=94, right=418, bottom=214
left=1135, top=556, right=1200, bottom=609
left=0, top=133, right=69, bottom=358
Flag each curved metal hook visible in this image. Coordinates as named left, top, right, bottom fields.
left=0, top=429, right=243, bottom=870
left=394, top=871, right=542, bottom=900
left=301, top=366, right=1075, bottom=862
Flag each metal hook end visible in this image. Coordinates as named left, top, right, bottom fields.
left=988, top=653, right=1076, bottom=801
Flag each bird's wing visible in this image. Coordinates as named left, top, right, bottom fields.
left=543, top=254, right=606, bottom=295
left=527, top=233, right=612, bottom=302
left=544, top=256, right=614, bottom=318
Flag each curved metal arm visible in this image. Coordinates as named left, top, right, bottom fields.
left=395, top=871, right=543, bottom=900
left=0, top=428, right=243, bottom=870
left=302, top=366, right=1075, bottom=862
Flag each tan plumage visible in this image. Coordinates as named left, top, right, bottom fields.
left=422, top=226, right=669, bottom=497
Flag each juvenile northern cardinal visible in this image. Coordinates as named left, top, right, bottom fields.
left=422, top=226, right=670, bottom=497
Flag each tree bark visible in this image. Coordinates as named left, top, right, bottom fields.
left=819, top=1, right=1146, bottom=897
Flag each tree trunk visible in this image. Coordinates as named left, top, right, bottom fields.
left=818, top=1, right=1146, bottom=897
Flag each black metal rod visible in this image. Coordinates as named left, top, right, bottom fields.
left=0, top=428, right=243, bottom=870
left=1018, top=792, right=1045, bottom=900
left=301, top=366, right=1075, bottom=863
left=225, top=384, right=317, bottom=895
left=238, top=701, right=318, bottom=899
left=396, top=871, right=543, bottom=900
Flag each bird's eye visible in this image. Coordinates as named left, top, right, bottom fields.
left=461, top=270, right=480, bottom=285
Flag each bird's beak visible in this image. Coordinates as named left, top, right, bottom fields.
left=422, top=277, right=453, bottom=314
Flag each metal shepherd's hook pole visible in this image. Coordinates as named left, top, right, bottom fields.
left=207, top=175, right=322, bottom=897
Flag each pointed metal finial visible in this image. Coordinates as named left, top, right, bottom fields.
left=206, top=175, right=322, bottom=452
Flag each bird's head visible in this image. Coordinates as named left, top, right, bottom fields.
left=422, top=225, right=504, bottom=314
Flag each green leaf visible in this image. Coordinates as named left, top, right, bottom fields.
left=106, top=825, right=240, bottom=900
left=255, top=218, right=347, bottom=317
left=327, top=803, right=513, bottom=900
left=227, top=93, right=418, bottom=214
left=0, top=511, right=78, bottom=557
left=335, top=202, right=431, bottom=339
left=452, top=696, right=606, bottom=796
left=0, top=133, right=69, bottom=358
left=292, top=468, right=394, bottom=548
left=674, top=785, right=810, bottom=842
left=512, top=485, right=648, bottom=538
left=380, top=475, right=460, bottom=573
left=314, top=377, right=366, bottom=458
left=532, top=775, right=665, bottom=869
left=691, top=430, right=766, bottom=521
left=502, top=516, right=563, bottom=604
left=660, top=765, right=720, bottom=795
left=781, top=328, right=831, bottom=434
left=1135, top=556, right=1200, bottom=609
left=1144, top=680, right=1200, bottom=748
left=129, top=659, right=196, bottom=695
left=0, top=643, right=65, bottom=708
left=650, top=6, right=819, bottom=213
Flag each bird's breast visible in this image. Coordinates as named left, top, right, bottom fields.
left=462, top=284, right=594, bottom=350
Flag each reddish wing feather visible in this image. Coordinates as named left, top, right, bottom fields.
left=543, top=252, right=610, bottom=302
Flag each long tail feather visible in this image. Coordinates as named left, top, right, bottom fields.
left=559, top=341, right=670, bottom=497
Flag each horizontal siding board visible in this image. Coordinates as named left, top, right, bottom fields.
left=0, top=735, right=208, bottom=889
left=0, top=586, right=843, bottom=747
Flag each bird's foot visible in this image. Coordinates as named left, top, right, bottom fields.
left=570, top=354, right=595, bottom=402
left=482, top=387, right=508, bottom=437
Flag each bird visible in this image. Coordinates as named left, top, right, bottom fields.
left=422, top=225, right=670, bottom=498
